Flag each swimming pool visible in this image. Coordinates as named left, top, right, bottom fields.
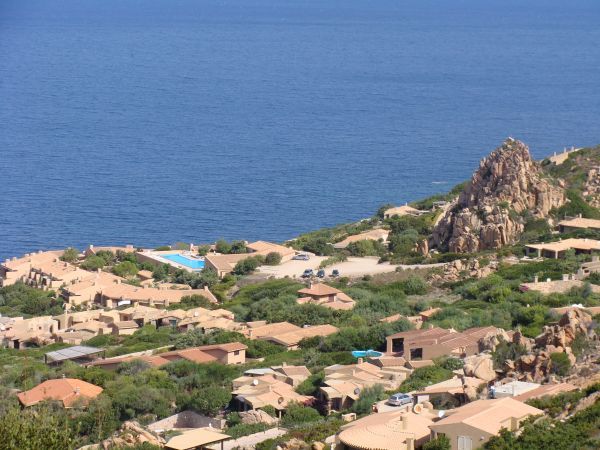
left=352, top=350, right=384, bottom=358
left=161, top=253, right=205, bottom=270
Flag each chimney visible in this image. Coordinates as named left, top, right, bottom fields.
left=75, top=387, right=80, bottom=395
left=89, top=244, right=94, bottom=250
left=357, top=358, right=364, bottom=365
left=248, top=329, right=253, bottom=338
left=546, top=278, right=551, bottom=283
left=401, top=415, right=409, bottom=430
left=533, top=275, right=539, bottom=283
left=562, top=274, right=569, bottom=281
left=406, top=437, right=415, bottom=450
left=282, top=361, right=287, bottom=367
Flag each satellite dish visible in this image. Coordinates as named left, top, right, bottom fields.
left=252, top=379, right=259, bottom=386
left=354, top=388, right=361, bottom=396
left=438, top=410, right=446, bottom=418
left=278, top=397, right=284, bottom=404
left=413, top=404, right=423, bottom=414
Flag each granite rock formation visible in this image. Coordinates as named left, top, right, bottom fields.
left=431, top=138, right=565, bottom=253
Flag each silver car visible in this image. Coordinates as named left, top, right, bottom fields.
left=388, top=393, right=412, bottom=406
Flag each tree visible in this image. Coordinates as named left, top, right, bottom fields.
left=177, top=294, right=215, bottom=310
left=112, top=261, right=139, bottom=278
left=230, top=240, right=248, bottom=254
left=81, top=255, right=106, bottom=271
left=264, top=252, right=282, bottom=265
left=60, top=247, right=79, bottom=263
left=423, top=435, right=451, bottom=450
left=197, top=245, right=211, bottom=256
left=281, top=402, right=321, bottom=426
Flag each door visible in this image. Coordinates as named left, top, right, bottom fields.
left=458, top=436, right=473, bottom=450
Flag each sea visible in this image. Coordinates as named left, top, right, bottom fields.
left=1, top=0, right=600, bottom=260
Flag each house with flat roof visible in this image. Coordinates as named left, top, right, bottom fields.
left=525, top=238, right=600, bottom=259
left=0, top=250, right=64, bottom=287
left=520, top=277, right=600, bottom=295
left=17, top=378, right=103, bottom=408
left=1, top=316, right=59, bottom=349
left=84, top=244, right=136, bottom=258
left=333, top=229, right=390, bottom=249
left=386, top=326, right=502, bottom=361
left=337, top=408, right=437, bottom=450
left=513, top=382, right=577, bottom=402
left=297, top=282, right=356, bottom=310
left=558, top=216, right=600, bottom=233
left=383, top=205, right=426, bottom=219
left=428, top=397, right=543, bottom=450
left=165, top=428, right=230, bottom=450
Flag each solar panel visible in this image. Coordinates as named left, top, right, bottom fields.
left=45, top=345, right=103, bottom=362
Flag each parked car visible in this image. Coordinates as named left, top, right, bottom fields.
left=387, top=393, right=412, bottom=407
left=317, top=269, right=325, bottom=278
left=301, top=269, right=314, bottom=278
left=331, top=269, right=340, bottom=277
left=293, top=253, right=310, bottom=261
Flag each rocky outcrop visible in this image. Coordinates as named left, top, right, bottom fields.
left=80, top=421, right=165, bottom=450
left=431, top=138, right=565, bottom=252
left=428, top=258, right=498, bottom=283
left=583, top=166, right=600, bottom=208
left=535, top=308, right=595, bottom=349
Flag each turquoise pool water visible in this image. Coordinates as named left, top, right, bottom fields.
left=352, top=350, right=383, bottom=358
left=161, top=253, right=205, bottom=270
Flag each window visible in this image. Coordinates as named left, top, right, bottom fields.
left=234, top=350, right=240, bottom=356
left=458, top=435, right=473, bottom=450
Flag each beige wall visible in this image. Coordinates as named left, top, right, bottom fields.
left=431, top=424, right=493, bottom=450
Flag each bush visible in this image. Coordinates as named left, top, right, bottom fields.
left=550, top=352, right=572, bottom=376
left=398, top=365, right=453, bottom=393
left=226, top=422, right=269, bottom=438
left=423, top=435, right=451, bottom=450
left=112, top=261, right=139, bottom=278
left=81, top=255, right=106, bottom=271
left=233, top=256, right=265, bottom=275
left=281, top=403, right=321, bottom=427
left=264, top=252, right=282, bottom=265
left=352, top=384, right=386, bottom=415
left=319, top=254, right=348, bottom=269
left=60, top=247, right=79, bottom=263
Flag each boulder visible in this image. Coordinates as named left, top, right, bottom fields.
left=240, top=409, right=277, bottom=425
left=463, top=354, right=496, bottom=382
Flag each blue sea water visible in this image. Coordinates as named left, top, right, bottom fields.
left=1, top=0, right=600, bottom=259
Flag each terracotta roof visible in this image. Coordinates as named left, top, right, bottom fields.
left=233, top=375, right=313, bottom=410
left=246, top=241, right=295, bottom=257
left=526, top=238, right=600, bottom=253
left=165, top=428, right=230, bottom=450
left=514, top=382, right=577, bottom=402
left=243, top=321, right=299, bottom=339
left=193, top=342, right=247, bottom=352
left=429, top=398, right=543, bottom=435
left=17, top=378, right=103, bottom=407
left=112, top=320, right=139, bottom=329
left=298, top=283, right=342, bottom=297
left=265, top=324, right=339, bottom=347
left=559, top=217, right=600, bottom=230
left=338, top=410, right=435, bottom=450
left=161, top=348, right=218, bottom=364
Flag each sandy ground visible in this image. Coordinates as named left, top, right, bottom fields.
left=257, top=256, right=398, bottom=279
left=257, top=256, right=444, bottom=280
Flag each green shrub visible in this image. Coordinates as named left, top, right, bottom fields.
left=352, top=384, right=386, bottom=415
left=264, top=252, right=282, bottom=265
left=112, top=261, right=139, bottom=278
left=550, top=352, right=572, bottom=376
left=281, top=403, right=321, bottom=427
left=423, top=435, right=451, bottom=450
left=60, top=247, right=79, bottom=263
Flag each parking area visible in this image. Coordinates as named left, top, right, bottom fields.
left=257, top=256, right=401, bottom=279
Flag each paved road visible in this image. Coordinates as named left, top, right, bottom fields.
left=212, top=428, right=287, bottom=450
